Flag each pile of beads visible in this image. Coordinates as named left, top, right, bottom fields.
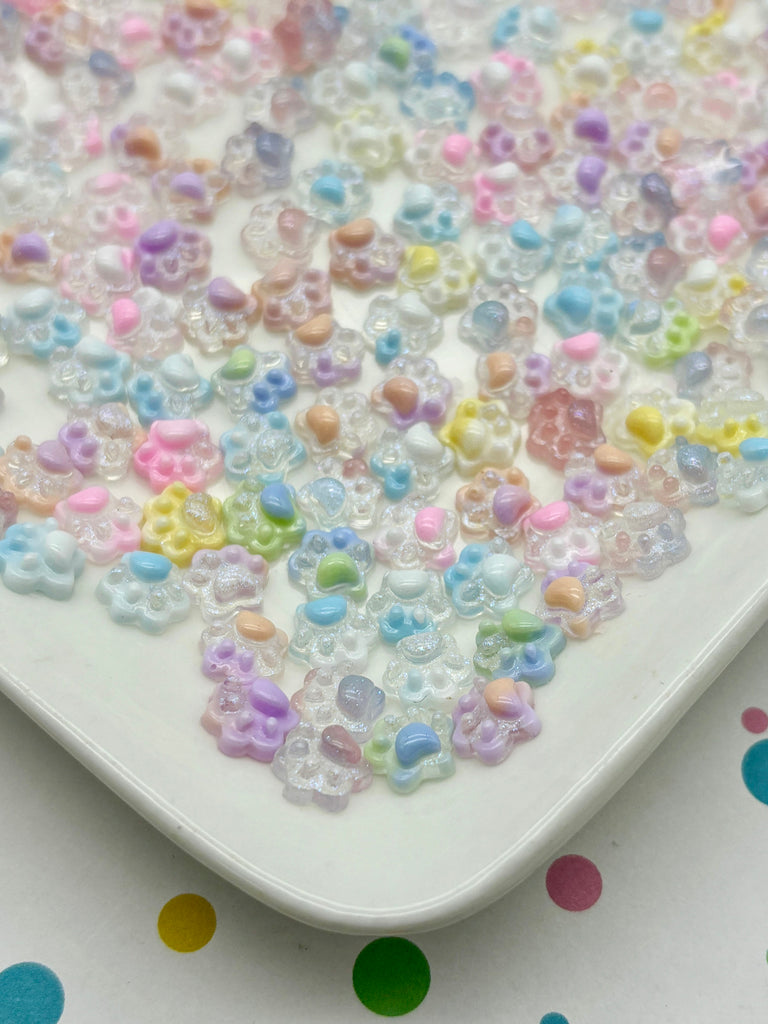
left=1, top=0, right=768, bottom=814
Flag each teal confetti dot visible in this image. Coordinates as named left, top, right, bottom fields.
left=353, top=937, right=430, bottom=1016
left=0, top=962, right=64, bottom=1024
left=741, top=739, right=768, bottom=804
left=540, top=1014, right=570, bottom=1024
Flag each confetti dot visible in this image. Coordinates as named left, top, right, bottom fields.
left=540, top=1014, right=570, bottom=1024
left=353, top=937, right=430, bottom=1016
left=0, top=962, right=64, bottom=1024
left=742, top=708, right=768, bottom=733
left=742, top=739, right=768, bottom=805
left=157, top=893, right=217, bottom=952
left=546, top=854, right=602, bottom=911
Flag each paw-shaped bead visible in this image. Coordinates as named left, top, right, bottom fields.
left=201, top=611, right=289, bottom=680
left=0, top=228, right=60, bottom=284
left=184, top=545, right=269, bottom=624
left=328, top=218, right=404, bottom=291
left=717, top=438, right=768, bottom=514
left=364, top=709, right=454, bottom=793
left=151, top=160, right=230, bottom=223
left=605, top=389, right=698, bottom=457
left=491, top=4, right=561, bottom=59
left=290, top=668, right=386, bottom=742
left=439, top=398, right=521, bottom=477
left=290, top=595, right=378, bottom=671
left=107, top=289, right=184, bottom=364
left=370, top=423, right=454, bottom=501
left=475, top=220, right=553, bottom=288
left=180, top=278, right=261, bottom=355
left=127, top=353, right=214, bottom=426
left=644, top=438, right=719, bottom=508
left=1, top=286, right=85, bottom=360
left=537, top=568, right=624, bottom=639
left=0, top=518, right=85, bottom=599
left=399, top=242, right=477, bottom=312
left=141, top=482, right=226, bottom=567
left=563, top=445, right=644, bottom=517
left=615, top=298, right=700, bottom=368
left=240, top=198, right=322, bottom=271
left=242, top=75, right=315, bottom=135
left=371, top=356, right=453, bottom=430
left=444, top=538, right=535, bottom=617
left=220, top=411, right=306, bottom=484
left=457, top=282, right=538, bottom=356
left=476, top=351, right=546, bottom=420
left=474, top=609, right=566, bottom=685
left=455, top=466, right=538, bottom=542
left=472, top=162, right=520, bottom=225
left=309, top=60, right=379, bottom=120
left=212, top=348, right=296, bottom=418
left=405, top=128, right=478, bottom=190
left=96, top=551, right=190, bottom=632
left=523, top=500, right=602, bottom=574
left=254, top=260, right=332, bottom=332
left=544, top=269, right=625, bottom=338
left=599, top=501, right=690, bottom=580
left=375, top=25, right=436, bottom=87
left=400, top=71, right=474, bottom=131
left=287, top=314, right=364, bottom=387
left=296, top=468, right=382, bottom=532
left=452, top=678, right=541, bottom=765
left=223, top=479, right=306, bottom=561
left=674, top=342, right=752, bottom=405
left=295, top=389, right=380, bottom=462
left=472, top=53, right=542, bottom=116
left=333, top=107, right=405, bottom=176
left=393, top=182, right=470, bottom=244
left=160, top=1, right=231, bottom=59
left=0, top=436, right=83, bottom=514
left=59, top=54, right=134, bottom=116
left=109, top=114, right=185, bottom=176
left=527, top=388, right=606, bottom=470
left=134, top=219, right=211, bottom=293
left=287, top=527, right=374, bottom=602
left=221, top=123, right=294, bottom=196
left=58, top=402, right=143, bottom=481
left=693, top=388, right=768, bottom=454
left=272, top=723, right=372, bottom=812
left=202, top=675, right=300, bottom=762
left=372, top=500, right=458, bottom=570
left=366, top=569, right=454, bottom=644
left=54, top=486, right=141, bottom=563
left=69, top=172, right=149, bottom=246
left=133, top=419, right=223, bottom=493
left=48, top=338, right=132, bottom=408
left=273, top=0, right=342, bottom=72
left=382, top=631, right=472, bottom=710
left=550, top=331, right=628, bottom=402
left=363, top=291, right=443, bottom=366
left=294, top=159, right=371, bottom=226
left=212, top=29, right=282, bottom=91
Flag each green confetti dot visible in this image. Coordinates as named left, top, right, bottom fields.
left=353, top=938, right=430, bottom=1017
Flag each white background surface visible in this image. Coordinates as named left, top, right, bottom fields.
left=2, top=620, right=768, bottom=1022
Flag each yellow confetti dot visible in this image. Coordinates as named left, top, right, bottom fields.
left=157, top=894, right=217, bottom=953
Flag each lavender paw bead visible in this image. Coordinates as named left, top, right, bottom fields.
left=272, top=722, right=373, bottom=812
left=54, top=486, right=141, bottom=564
left=363, top=291, right=443, bottom=366
left=107, top=289, right=184, bottom=364
left=151, top=160, right=230, bottom=224
left=473, top=610, right=567, bottom=686
left=58, top=403, right=142, bottom=481
left=289, top=668, right=386, bottom=741
left=96, top=551, right=190, bottom=633
left=180, top=278, right=261, bottom=355
left=372, top=501, right=458, bottom=571
left=364, top=709, right=455, bottom=794
left=452, top=678, right=541, bottom=765
left=221, top=123, right=294, bottom=196
left=287, top=314, right=363, bottom=387
left=211, top=347, right=295, bottom=418
left=201, top=612, right=290, bottom=681
left=444, top=538, right=535, bottom=618
left=454, top=467, right=538, bottom=543
left=599, top=501, right=690, bottom=580
left=537, top=568, right=624, bottom=639
left=366, top=569, right=455, bottom=644
left=241, top=198, right=322, bottom=271
left=133, top=419, right=223, bottom=493
left=220, top=411, right=306, bottom=484
left=382, top=631, right=472, bottom=710
left=0, top=518, right=85, bottom=600
left=0, top=436, right=83, bottom=515
left=183, top=546, right=269, bottom=624
left=127, top=353, right=214, bottom=426
left=134, top=219, right=211, bottom=293
left=370, top=423, right=454, bottom=501
left=295, top=159, right=372, bottom=227
left=287, top=527, right=374, bottom=602
left=1, top=286, right=85, bottom=361
left=0, top=227, right=61, bottom=284
left=371, top=357, right=452, bottom=429
left=48, top=338, right=132, bottom=408
left=202, top=676, right=300, bottom=762
left=290, top=595, right=378, bottom=671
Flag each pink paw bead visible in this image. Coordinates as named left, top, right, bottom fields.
left=405, top=129, right=478, bottom=191
left=59, top=244, right=137, bottom=316
left=452, top=678, right=541, bottom=765
left=253, top=259, right=332, bottom=332
left=0, top=436, right=83, bottom=515
left=563, top=445, right=644, bottom=518
left=371, top=357, right=453, bottom=430
left=53, top=486, right=142, bottom=564
left=107, top=289, right=184, bottom=364
left=473, top=163, right=519, bottom=224
left=328, top=218, right=404, bottom=291
left=133, top=419, right=223, bottom=494
left=523, top=501, right=602, bottom=574
left=550, top=331, right=629, bottom=404
left=241, top=198, right=322, bottom=271
left=537, top=568, right=624, bottom=640
left=472, top=54, right=542, bottom=117
left=455, top=466, right=539, bottom=542
left=527, top=388, right=606, bottom=471
left=201, top=676, right=299, bottom=762
left=141, top=482, right=226, bottom=567
left=201, top=611, right=289, bottom=681
left=373, top=500, right=459, bottom=571
left=70, top=173, right=149, bottom=246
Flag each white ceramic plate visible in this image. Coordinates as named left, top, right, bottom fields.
left=2, top=9, right=768, bottom=934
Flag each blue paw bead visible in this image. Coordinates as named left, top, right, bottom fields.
left=395, top=722, right=441, bottom=767
left=310, top=174, right=346, bottom=207
left=260, top=482, right=296, bottom=521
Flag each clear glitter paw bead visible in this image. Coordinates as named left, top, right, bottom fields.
left=221, top=123, right=294, bottom=196
left=366, top=569, right=455, bottom=644
left=286, top=314, right=363, bottom=386
left=308, top=60, right=378, bottom=121
left=644, top=438, right=719, bottom=508
left=537, top=568, right=624, bottom=639
left=180, top=277, right=261, bottom=355
left=457, top=282, right=538, bottom=356
left=211, top=348, right=295, bottom=418
left=370, top=423, right=454, bottom=501
left=132, top=419, right=223, bottom=493
left=201, top=612, right=290, bottom=681
left=716, top=439, right=768, bottom=514
left=53, top=486, right=141, bottom=563
left=439, top=398, right=521, bottom=477
left=454, top=466, right=539, bottom=542
left=523, top=501, right=602, bottom=574
left=1, top=286, right=85, bottom=361
left=382, top=631, right=472, bottom=710
left=295, top=389, right=380, bottom=462
left=599, top=501, right=691, bottom=580
left=240, top=198, right=322, bottom=271
left=393, top=182, right=470, bottom=244
left=290, top=595, right=378, bottom=671
left=295, top=159, right=371, bottom=226
left=364, top=709, right=455, bottom=793
left=202, top=675, right=300, bottom=762
left=474, top=609, right=566, bottom=685
left=562, top=445, right=645, bottom=517
left=674, top=342, right=752, bottom=405
left=272, top=722, right=372, bottom=812
left=333, top=107, right=406, bottom=177
left=287, top=527, right=374, bottom=602
left=371, top=356, right=453, bottom=429
left=184, top=545, right=269, bottom=624
left=0, top=436, right=83, bottom=514
left=223, top=479, right=306, bottom=561
left=398, top=242, right=476, bottom=313
left=95, top=551, right=191, bottom=633
left=107, top=289, right=184, bottom=364
left=48, top=337, right=132, bottom=409
left=362, top=291, right=443, bottom=366
left=220, top=411, right=306, bottom=484
left=58, top=403, right=142, bottom=481
left=141, top=483, right=226, bottom=567
left=444, top=538, right=535, bottom=618
left=127, top=353, right=214, bottom=426
left=290, top=668, right=386, bottom=741
left=452, top=678, right=541, bottom=765
left=0, top=518, right=85, bottom=600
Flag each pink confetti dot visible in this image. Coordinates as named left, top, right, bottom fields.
left=742, top=708, right=768, bottom=734
left=545, top=855, right=602, bottom=912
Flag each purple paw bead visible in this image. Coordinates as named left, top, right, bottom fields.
left=134, top=219, right=211, bottom=293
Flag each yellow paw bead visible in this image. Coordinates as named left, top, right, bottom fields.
left=141, top=482, right=226, bottom=567
left=438, top=398, right=520, bottom=476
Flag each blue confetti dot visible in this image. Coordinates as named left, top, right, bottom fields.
left=0, top=963, right=64, bottom=1024
left=540, top=1014, right=569, bottom=1024
left=742, top=739, right=768, bottom=804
